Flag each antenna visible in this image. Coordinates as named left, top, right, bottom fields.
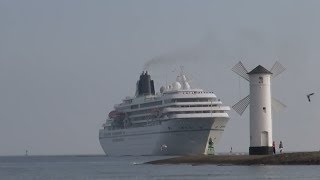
left=165, top=73, right=167, bottom=86
left=179, top=65, right=184, bottom=74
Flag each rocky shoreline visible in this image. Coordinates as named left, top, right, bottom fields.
left=147, top=152, right=320, bottom=165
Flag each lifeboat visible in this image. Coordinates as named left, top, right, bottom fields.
left=108, top=111, right=125, bottom=118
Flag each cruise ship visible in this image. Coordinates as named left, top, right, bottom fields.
left=99, top=71, right=230, bottom=156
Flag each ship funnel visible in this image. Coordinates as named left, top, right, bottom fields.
left=136, top=71, right=155, bottom=96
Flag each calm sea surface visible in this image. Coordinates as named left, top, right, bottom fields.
left=0, top=155, right=320, bottom=180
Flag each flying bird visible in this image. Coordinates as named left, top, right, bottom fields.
left=307, top=93, right=315, bottom=102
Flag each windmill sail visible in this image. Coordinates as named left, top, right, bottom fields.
left=232, top=61, right=250, bottom=81
left=232, top=95, right=250, bottom=115
left=270, top=61, right=285, bottom=78
left=271, top=97, right=287, bottom=112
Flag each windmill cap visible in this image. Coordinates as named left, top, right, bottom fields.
left=247, top=65, right=272, bottom=75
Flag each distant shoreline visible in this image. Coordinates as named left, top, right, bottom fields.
left=0, top=154, right=106, bottom=158
left=147, top=152, right=320, bottom=165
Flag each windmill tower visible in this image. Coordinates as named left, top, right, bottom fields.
left=232, top=61, right=286, bottom=155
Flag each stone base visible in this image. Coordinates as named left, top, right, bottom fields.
left=249, top=146, right=273, bottom=155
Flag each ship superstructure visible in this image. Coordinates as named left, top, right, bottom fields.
left=99, top=71, right=230, bottom=156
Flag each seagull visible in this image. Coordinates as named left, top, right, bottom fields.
left=307, top=93, right=315, bottom=102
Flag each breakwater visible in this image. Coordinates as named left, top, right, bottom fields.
left=147, top=152, right=320, bottom=165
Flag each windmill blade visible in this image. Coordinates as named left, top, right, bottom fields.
left=232, top=61, right=249, bottom=81
left=270, top=61, right=285, bottom=78
left=272, top=97, right=286, bottom=112
left=232, top=95, right=250, bottom=115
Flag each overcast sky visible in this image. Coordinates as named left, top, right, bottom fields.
left=1, top=0, right=319, bottom=155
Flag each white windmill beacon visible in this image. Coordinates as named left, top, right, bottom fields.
left=232, top=61, right=286, bottom=155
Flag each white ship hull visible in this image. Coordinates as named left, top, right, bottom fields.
left=99, top=117, right=228, bottom=156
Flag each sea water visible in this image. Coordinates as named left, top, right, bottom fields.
left=1, top=155, right=320, bottom=180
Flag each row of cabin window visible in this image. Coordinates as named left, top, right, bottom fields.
left=164, top=98, right=214, bottom=103
left=140, top=101, right=162, bottom=108
left=129, top=104, right=220, bottom=116
left=129, top=110, right=226, bottom=122
left=130, top=101, right=162, bottom=109
left=131, top=115, right=155, bottom=121
left=130, top=121, right=161, bottom=128
left=128, top=109, right=150, bottom=116
left=175, top=104, right=218, bottom=107
left=130, top=98, right=216, bottom=110
left=181, top=91, right=215, bottom=94
left=131, top=110, right=226, bottom=120
left=130, top=122, right=147, bottom=127
left=166, top=110, right=225, bottom=114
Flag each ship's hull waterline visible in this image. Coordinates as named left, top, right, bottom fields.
left=99, top=117, right=228, bottom=156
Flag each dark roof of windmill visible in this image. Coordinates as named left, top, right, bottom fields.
left=248, top=65, right=272, bottom=75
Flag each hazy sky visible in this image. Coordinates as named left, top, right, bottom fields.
left=1, top=0, right=320, bottom=155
